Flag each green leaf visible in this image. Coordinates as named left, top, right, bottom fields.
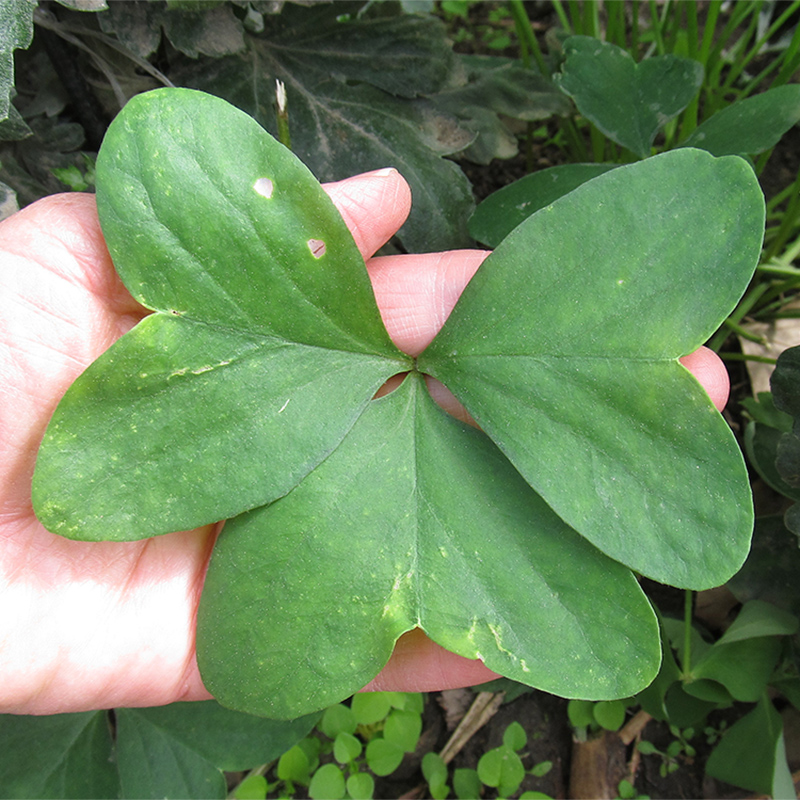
left=682, top=85, right=800, bottom=156
left=502, top=721, right=527, bottom=751
left=116, top=702, right=316, bottom=799
left=530, top=760, right=553, bottom=778
left=351, top=693, right=393, bottom=725
left=716, top=599, right=799, bottom=644
left=364, top=738, right=405, bottom=777
left=706, top=696, right=794, bottom=797
left=233, top=774, right=268, bottom=800
left=308, top=763, right=346, bottom=800
left=469, top=163, right=617, bottom=247
left=384, top=709, right=422, bottom=753
left=198, top=373, right=659, bottom=717
left=477, top=745, right=525, bottom=792
left=593, top=700, right=626, bottom=732
left=277, top=745, right=310, bottom=785
left=422, top=752, right=449, bottom=785
left=319, top=705, right=358, bottom=740
left=555, top=36, right=703, bottom=157
left=453, top=768, right=482, bottom=800
left=567, top=699, right=596, bottom=729
left=32, top=87, right=410, bottom=541
left=420, top=148, right=762, bottom=589
left=0, top=711, right=118, bottom=800
left=333, top=732, right=363, bottom=765
left=691, top=637, right=783, bottom=703
left=346, top=771, right=375, bottom=800
left=0, top=0, right=34, bottom=123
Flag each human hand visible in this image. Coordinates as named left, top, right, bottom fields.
left=0, top=168, right=729, bottom=714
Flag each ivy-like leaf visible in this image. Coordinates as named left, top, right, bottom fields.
left=420, top=149, right=762, bottom=589
left=555, top=36, right=703, bottom=158
left=33, top=88, right=762, bottom=717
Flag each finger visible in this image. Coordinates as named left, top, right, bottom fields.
left=680, top=346, right=730, bottom=411
left=367, top=250, right=489, bottom=357
left=361, top=629, right=498, bottom=694
left=323, top=169, right=412, bottom=261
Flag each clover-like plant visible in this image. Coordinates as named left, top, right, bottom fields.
left=32, top=88, right=764, bottom=718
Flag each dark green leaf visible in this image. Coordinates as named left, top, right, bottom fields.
left=198, top=374, right=659, bottom=718
left=744, top=421, right=800, bottom=500
left=469, top=163, right=617, bottom=247
left=705, top=696, right=794, bottom=797
left=32, top=88, right=410, bottom=541
left=420, top=149, right=762, bottom=589
left=116, top=702, right=315, bottom=799
left=716, top=599, right=799, bottom=644
left=116, top=708, right=226, bottom=799
left=171, top=8, right=474, bottom=250
left=0, top=711, right=117, bottom=800
left=682, top=85, right=800, bottom=156
left=727, top=515, right=800, bottom=618
left=773, top=346, right=800, bottom=419
left=691, top=637, right=782, bottom=703
left=555, top=36, right=703, bottom=157
left=163, top=5, right=245, bottom=57
left=0, top=0, right=34, bottom=122
left=117, top=701, right=318, bottom=770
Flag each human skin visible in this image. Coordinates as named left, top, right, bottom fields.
left=0, top=168, right=729, bottom=714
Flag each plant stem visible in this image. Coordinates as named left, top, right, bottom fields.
left=508, top=0, right=547, bottom=74
left=681, top=589, right=692, bottom=678
left=720, top=353, right=778, bottom=365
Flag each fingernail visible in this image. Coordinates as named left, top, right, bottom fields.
left=370, top=167, right=397, bottom=178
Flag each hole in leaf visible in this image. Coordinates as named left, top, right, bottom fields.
left=307, top=238, right=326, bottom=258
left=253, top=177, right=274, bottom=198
left=374, top=373, right=407, bottom=399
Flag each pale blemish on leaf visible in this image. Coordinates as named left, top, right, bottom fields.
left=253, top=177, right=274, bottom=198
